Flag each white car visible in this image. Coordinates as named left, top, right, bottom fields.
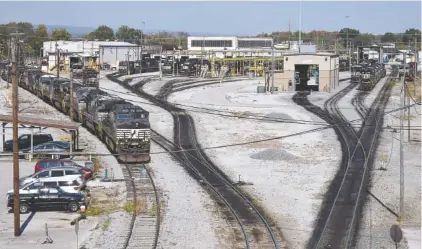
left=20, top=167, right=85, bottom=187
left=9, top=175, right=85, bottom=195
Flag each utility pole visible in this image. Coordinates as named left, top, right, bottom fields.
left=270, top=42, right=275, bottom=93
left=349, top=41, right=352, bottom=73
left=127, top=52, right=130, bottom=76
left=399, top=55, right=405, bottom=222
left=172, top=48, right=175, bottom=76
left=159, top=46, right=162, bottom=80
left=345, top=16, right=351, bottom=74
left=140, top=21, right=146, bottom=76
left=55, top=42, right=60, bottom=79
left=69, top=71, right=74, bottom=121
left=298, top=0, right=302, bottom=53
left=10, top=32, right=24, bottom=237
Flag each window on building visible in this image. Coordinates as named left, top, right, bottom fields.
left=238, top=40, right=272, bottom=48
left=191, top=40, right=233, bottom=48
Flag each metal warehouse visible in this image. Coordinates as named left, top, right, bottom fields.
left=273, top=53, right=340, bottom=92
left=98, top=44, right=162, bottom=68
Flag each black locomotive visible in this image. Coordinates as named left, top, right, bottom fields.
left=0, top=67, right=151, bottom=163
left=357, top=61, right=386, bottom=91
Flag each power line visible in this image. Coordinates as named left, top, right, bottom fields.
left=97, top=84, right=419, bottom=130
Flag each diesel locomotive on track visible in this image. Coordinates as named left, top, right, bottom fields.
left=1, top=66, right=151, bottom=163
left=356, top=61, right=386, bottom=91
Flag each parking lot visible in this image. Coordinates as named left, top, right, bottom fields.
left=0, top=157, right=99, bottom=249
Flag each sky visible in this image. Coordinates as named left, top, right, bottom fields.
left=0, top=1, right=421, bottom=35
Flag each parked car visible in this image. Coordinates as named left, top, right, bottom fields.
left=20, top=142, right=70, bottom=159
left=43, top=141, right=70, bottom=149
left=34, top=159, right=94, bottom=179
left=3, top=134, right=53, bottom=152
left=7, top=186, right=86, bottom=214
left=9, top=175, right=86, bottom=194
left=20, top=167, right=86, bottom=186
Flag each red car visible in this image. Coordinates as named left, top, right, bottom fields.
left=34, top=159, right=94, bottom=180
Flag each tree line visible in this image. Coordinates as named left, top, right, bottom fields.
left=0, top=21, right=420, bottom=59
left=259, top=28, right=421, bottom=50
left=0, top=22, right=188, bottom=58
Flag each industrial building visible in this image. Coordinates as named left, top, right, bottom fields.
left=187, top=36, right=278, bottom=58
left=42, top=40, right=134, bottom=71
left=272, top=53, right=339, bottom=92
left=41, top=40, right=164, bottom=72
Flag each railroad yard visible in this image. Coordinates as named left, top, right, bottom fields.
left=0, top=2, right=421, bottom=249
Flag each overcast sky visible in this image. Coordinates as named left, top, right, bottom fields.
left=1, top=1, right=421, bottom=35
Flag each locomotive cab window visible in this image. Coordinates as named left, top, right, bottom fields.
left=117, top=113, right=131, bottom=120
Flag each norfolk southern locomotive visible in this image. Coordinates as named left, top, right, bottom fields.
left=357, top=61, right=386, bottom=91
left=1, top=67, right=151, bottom=163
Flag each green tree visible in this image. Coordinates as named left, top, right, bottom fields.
left=52, top=28, right=72, bottom=40
left=16, top=22, right=34, bottom=35
left=381, top=32, right=397, bottom=43
left=115, top=25, right=142, bottom=42
left=402, top=28, right=421, bottom=43
left=87, top=25, right=114, bottom=40
left=30, top=24, right=49, bottom=56
left=355, top=33, right=376, bottom=46
left=338, top=28, right=360, bottom=47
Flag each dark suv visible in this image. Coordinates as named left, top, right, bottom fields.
left=7, top=186, right=86, bottom=214
left=3, top=134, right=53, bottom=152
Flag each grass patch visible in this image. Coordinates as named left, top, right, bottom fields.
left=123, top=200, right=146, bottom=216
left=84, top=206, right=109, bottom=216
left=123, top=201, right=135, bottom=213
left=102, top=218, right=111, bottom=231
left=93, top=158, right=104, bottom=175
left=148, top=203, right=157, bottom=216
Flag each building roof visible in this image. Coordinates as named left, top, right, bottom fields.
left=0, top=114, right=79, bottom=130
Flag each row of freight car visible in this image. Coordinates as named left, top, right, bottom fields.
left=0, top=64, right=151, bottom=163
left=350, top=60, right=387, bottom=90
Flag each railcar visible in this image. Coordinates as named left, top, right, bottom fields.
left=19, top=68, right=151, bottom=163
left=84, top=95, right=150, bottom=162
left=351, top=65, right=363, bottom=83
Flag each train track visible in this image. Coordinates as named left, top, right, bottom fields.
left=107, top=73, right=286, bottom=249
left=293, top=76, right=392, bottom=249
left=351, top=90, right=369, bottom=129
left=119, top=162, right=160, bottom=249
left=8, top=72, right=161, bottom=249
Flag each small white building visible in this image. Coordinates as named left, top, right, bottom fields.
left=273, top=53, right=340, bottom=92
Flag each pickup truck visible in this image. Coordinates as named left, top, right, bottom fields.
left=7, top=186, right=86, bottom=214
